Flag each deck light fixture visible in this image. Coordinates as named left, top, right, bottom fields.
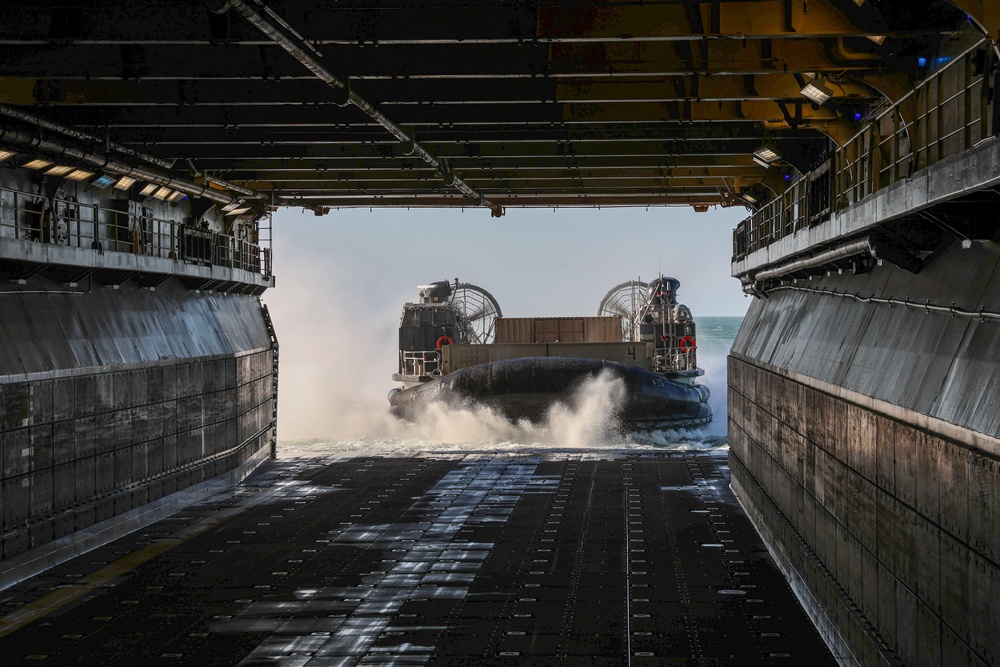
left=753, top=146, right=780, bottom=164
left=0, top=150, right=15, bottom=162
left=139, top=183, right=158, bottom=197
left=153, top=186, right=173, bottom=200
left=113, top=175, right=137, bottom=190
left=65, top=169, right=95, bottom=181
left=741, top=192, right=758, bottom=205
left=221, top=201, right=242, bottom=212
left=89, top=174, right=117, bottom=189
left=166, top=190, right=186, bottom=202
left=45, top=165, right=74, bottom=176
left=225, top=206, right=251, bottom=216
left=867, top=35, right=886, bottom=45
left=24, top=159, right=53, bottom=170
left=800, top=77, right=834, bottom=105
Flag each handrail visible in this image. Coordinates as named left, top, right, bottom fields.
left=0, top=183, right=272, bottom=279
left=652, top=345, right=698, bottom=373
left=399, top=350, right=441, bottom=377
left=733, top=38, right=995, bottom=264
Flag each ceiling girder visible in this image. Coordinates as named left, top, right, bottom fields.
left=122, top=137, right=828, bottom=162
left=0, top=0, right=985, bottom=210
left=0, top=1, right=962, bottom=44
left=0, top=74, right=879, bottom=107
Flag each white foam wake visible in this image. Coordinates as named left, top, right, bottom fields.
left=279, top=369, right=727, bottom=457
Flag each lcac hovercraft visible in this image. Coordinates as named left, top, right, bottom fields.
left=388, top=277, right=711, bottom=430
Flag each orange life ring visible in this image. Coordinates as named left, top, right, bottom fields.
left=435, top=335, right=455, bottom=350
left=678, top=335, right=696, bottom=352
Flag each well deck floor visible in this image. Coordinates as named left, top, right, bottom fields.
left=0, top=450, right=834, bottom=665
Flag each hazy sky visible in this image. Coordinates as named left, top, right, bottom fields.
left=262, top=205, right=750, bottom=440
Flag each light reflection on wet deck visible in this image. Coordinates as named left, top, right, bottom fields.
left=0, top=451, right=835, bottom=665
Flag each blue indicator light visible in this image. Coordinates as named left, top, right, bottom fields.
left=917, top=57, right=927, bottom=67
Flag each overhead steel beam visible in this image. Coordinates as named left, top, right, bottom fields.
left=274, top=194, right=733, bottom=208
left=22, top=101, right=842, bottom=129
left=199, top=154, right=793, bottom=173
left=132, top=138, right=827, bottom=161
left=103, top=125, right=797, bottom=146
left=222, top=0, right=502, bottom=216
left=4, top=74, right=881, bottom=107
left=0, top=1, right=964, bottom=44
left=0, top=39, right=921, bottom=81
left=236, top=163, right=766, bottom=182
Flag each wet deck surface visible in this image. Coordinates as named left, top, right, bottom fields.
left=0, top=450, right=835, bottom=665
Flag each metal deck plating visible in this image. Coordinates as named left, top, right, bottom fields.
left=0, top=450, right=834, bottom=665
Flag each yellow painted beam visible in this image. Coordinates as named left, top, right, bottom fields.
left=557, top=74, right=876, bottom=103
left=948, top=0, right=1000, bottom=41
left=538, top=0, right=876, bottom=40
left=549, top=39, right=883, bottom=77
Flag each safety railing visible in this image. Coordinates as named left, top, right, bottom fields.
left=653, top=346, right=697, bottom=373
left=399, top=350, right=442, bottom=378
left=734, top=38, right=995, bottom=262
left=0, top=183, right=272, bottom=278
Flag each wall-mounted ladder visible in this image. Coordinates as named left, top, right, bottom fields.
left=261, top=302, right=280, bottom=458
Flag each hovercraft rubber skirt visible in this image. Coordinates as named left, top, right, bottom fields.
left=390, top=356, right=711, bottom=428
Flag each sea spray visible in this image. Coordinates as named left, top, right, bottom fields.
left=281, top=370, right=632, bottom=456
left=277, top=316, right=743, bottom=456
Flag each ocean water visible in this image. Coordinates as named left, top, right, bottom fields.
left=279, top=315, right=744, bottom=457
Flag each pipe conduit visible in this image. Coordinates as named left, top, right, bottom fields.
left=0, top=103, right=174, bottom=170
left=762, top=284, right=1000, bottom=322
left=0, top=103, right=262, bottom=200
left=751, top=238, right=874, bottom=284
left=223, top=0, right=502, bottom=216
left=0, top=124, right=240, bottom=206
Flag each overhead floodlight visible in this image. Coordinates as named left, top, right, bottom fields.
left=753, top=146, right=780, bottom=163
left=89, top=174, right=117, bottom=189
left=800, top=77, right=834, bottom=105
left=852, top=0, right=865, bottom=6
left=0, top=150, right=15, bottom=162
left=24, top=159, right=53, bottom=170
left=741, top=192, right=758, bottom=204
left=153, top=186, right=172, bottom=200
left=65, top=169, right=95, bottom=181
left=45, top=165, right=74, bottom=176
left=225, top=207, right=251, bottom=216
left=866, top=34, right=886, bottom=45
left=221, top=201, right=241, bottom=212
left=113, top=175, right=137, bottom=190
left=139, top=183, right=158, bottom=196
left=166, top=190, right=186, bottom=202
left=752, top=155, right=772, bottom=168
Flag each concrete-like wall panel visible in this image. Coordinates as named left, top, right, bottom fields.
left=729, top=356, right=999, bottom=666
left=0, top=279, right=276, bottom=586
left=0, top=282, right=270, bottom=379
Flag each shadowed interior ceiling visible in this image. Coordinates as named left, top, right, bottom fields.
left=0, top=0, right=993, bottom=215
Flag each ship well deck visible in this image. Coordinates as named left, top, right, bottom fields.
left=0, top=450, right=834, bottom=665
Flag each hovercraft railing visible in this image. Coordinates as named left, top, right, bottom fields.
left=399, top=350, right=442, bottom=378
left=653, top=346, right=698, bottom=374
